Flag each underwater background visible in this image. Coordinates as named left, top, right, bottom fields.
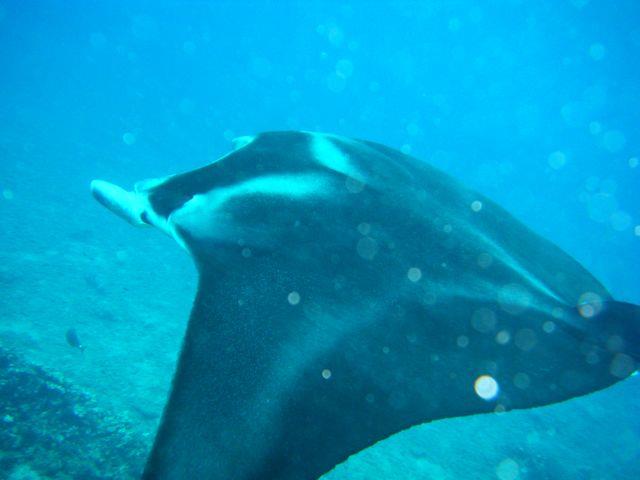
left=0, top=0, right=639, bottom=478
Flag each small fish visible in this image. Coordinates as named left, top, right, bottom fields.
left=65, top=328, right=85, bottom=352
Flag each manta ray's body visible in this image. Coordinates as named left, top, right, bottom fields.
left=91, top=131, right=639, bottom=480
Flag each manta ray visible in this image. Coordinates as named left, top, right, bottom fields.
left=91, top=131, right=639, bottom=480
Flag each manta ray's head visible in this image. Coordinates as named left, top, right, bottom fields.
left=91, top=132, right=390, bottom=270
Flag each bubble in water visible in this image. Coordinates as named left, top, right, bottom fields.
left=3, top=189, right=14, bottom=200
left=457, top=335, right=469, bottom=348
left=629, top=157, right=639, bottom=168
left=589, top=121, right=602, bottom=135
left=471, top=200, right=483, bottom=212
left=635, top=225, right=640, bottom=236
left=474, top=375, right=499, bottom=400
left=496, top=330, right=511, bottom=345
left=322, top=369, right=332, bottom=379
left=577, top=291, right=603, bottom=318
left=407, top=267, right=422, bottom=282
left=287, top=291, right=301, bottom=305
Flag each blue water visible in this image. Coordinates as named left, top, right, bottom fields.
left=0, top=1, right=638, bottom=478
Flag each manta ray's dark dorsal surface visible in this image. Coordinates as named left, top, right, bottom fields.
left=91, top=131, right=639, bottom=480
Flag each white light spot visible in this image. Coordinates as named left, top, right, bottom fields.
left=2, top=189, right=14, bottom=200
left=241, top=247, right=252, bottom=258
left=496, top=458, right=520, bottom=480
left=400, top=144, right=412, bottom=154
left=474, top=375, right=499, bottom=401
left=457, top=335, right=469, bottom=348
left=496, top=330, right=511, bottom=345
left=577, top=292, right=603, bottom=318
left=407, top=267, right=422, bottom=282
left=122, top=132, right=136, bottom=145
left=589, top=42, right=606, bottom=61
left=287, top=291, right=301, bottom=305
left=543, top=321, right=556, bottom=333
left=470, top=200, right=483, bottom=212
left=322, top=369, right=332, bottom=379
left=548, top=151, right=566, bottom=169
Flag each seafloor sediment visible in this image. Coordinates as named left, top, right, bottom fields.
left=0, top=347, right=147, bottom=480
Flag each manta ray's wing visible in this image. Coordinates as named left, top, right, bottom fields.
left=91, top=131, right=640, bottom=480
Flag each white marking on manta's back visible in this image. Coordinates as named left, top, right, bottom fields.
left=309, top=133, right=365, bottom=182
left=468, top=228, right=564, bottom=307
left=169, top=172, right=331, bottom=239
left=231, top=135, right=256, bottom=150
